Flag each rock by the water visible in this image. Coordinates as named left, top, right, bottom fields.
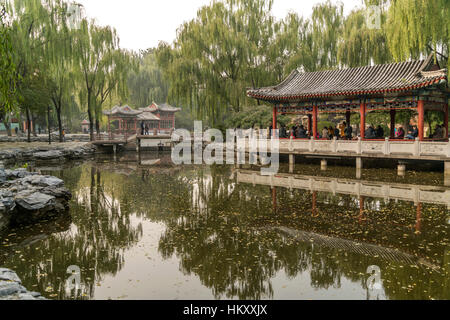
left=0, top=268, right=46, bottom=300
left=33, top=150, right=64, bottom=160
left=0, top=142, right=96, bottom=165
left=0, top=168, right=71, bottom=231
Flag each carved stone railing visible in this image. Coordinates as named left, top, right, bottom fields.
left=266, top=137, right=450, bottom=159
left=236, top=170, right=450, bottom=207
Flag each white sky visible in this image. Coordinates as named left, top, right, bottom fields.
left=74, top=0, right=364, bottom=51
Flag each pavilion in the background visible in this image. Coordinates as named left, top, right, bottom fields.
left=247, top=54, right=448, bottom=141
left=103, top=103, right=180, bottom=139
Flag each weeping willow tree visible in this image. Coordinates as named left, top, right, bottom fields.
left=2, top=0, right=80, bottom=140
left=0, top=4, right=17, bottom=135
left=91, top=48, right=136, bottom=134
left=0, top=4, right=17, bottom=113
left=128, top=49, right=169, bottom=109
left=386, top=0, right=449, bottom=69
left=2, top=0, right=55, bottom=140
left=74, top=19, right=124, bottom=141
left=337, top=5, right=392, bottom=67
left=45, top=0, right=83, bottom=142
left=156, top=0, right=278, bottom=124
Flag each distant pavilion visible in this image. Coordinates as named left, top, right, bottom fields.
left=247, top=54, right=448, bottom=141
left=103, top=102, right=180, bottom=139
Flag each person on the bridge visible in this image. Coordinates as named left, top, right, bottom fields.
left=375, top=125, right=384, bottom=138
left=145, top=124, right=149, bottom=135
left=339, top=122, right=346, bottom=138
left=280, top=124, right=287, bottom=138
left=296, top=125, right=307, bottom=138
left=397, top=126, right=405, bottom=139
left=345, top=123, right=353, bottom=140
left=334, top=126, right=340, bottom=140
left=365, top=125, right=376, bottom=139
left=406, top=126, right=418, bottom=140
left=140, top=121, right=145, bottom=135
left=328, top=126, right=334, bottom=139
left=322, top=127, right=329, bottom=139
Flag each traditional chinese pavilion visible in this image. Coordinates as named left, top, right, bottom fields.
left=247, top=54, right=448, bottom=141
left=103, top=103, right=180, bottom=139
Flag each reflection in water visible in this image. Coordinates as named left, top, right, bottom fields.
left=0, top=155, right=449, bottom=300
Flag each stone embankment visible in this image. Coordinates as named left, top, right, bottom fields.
left=0, top=168, right=72, bottom=232
left=0, top=134, right=90, bottom=143
left=0, top=268, right=46, bottom=300
left=0, top=168, right=72, bottom=300
left=0, top=142, right=96, bottom=165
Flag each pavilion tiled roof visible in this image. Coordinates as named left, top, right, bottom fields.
left=146, top=102, right=181, bottom=113
left=247, top=55, right=447, bottom=102
left=137, top=110, right=161, bottom=121
left=103, top=105, right=142, bottom=116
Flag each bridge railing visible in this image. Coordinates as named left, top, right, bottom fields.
left=236, top=170, right=450, bottom=207
left=254, top=137, right=450, bottom=159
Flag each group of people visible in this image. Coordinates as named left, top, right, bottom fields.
left=429, top=124, right=447, bottom=139
left=364, top=125, right=385, bottom=139
left=321, top=122, right=353, bottom=140
left=264, top=121, right=448, bottom=141
left=140, top=121, right=152, bottom=135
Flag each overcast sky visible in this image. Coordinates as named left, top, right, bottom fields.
left=75, top=0, right=364, bottom=51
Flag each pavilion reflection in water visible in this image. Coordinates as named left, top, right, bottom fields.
left=2, top=161, right=450, bottom=300
left=236, top=169, right=450, bottom=268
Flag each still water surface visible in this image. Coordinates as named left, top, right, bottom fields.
left=1, top=154, right=449, bottom=300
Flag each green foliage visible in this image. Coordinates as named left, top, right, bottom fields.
left=74, top=18, right=136, bottom=140
left=338, top=7, right=392, bottom=67
left=156, top=0, right=448, bottom=129
left=0, top=4, right=17, bottom=112
left=128, top=49, right=169, bottom=108
left=386, top=0, right=449, bottom=70
left=156, top=0, right=281, bottom=125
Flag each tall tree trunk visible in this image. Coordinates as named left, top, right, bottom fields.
left=95, top=118, right=100, bottom=136
left=3, top=121, right=11, bottom=136
left=56, top=107, right=63, bottom=142
left=31, top=113, right=37, bottom=137
left=26, top=107, right=31, bottom=143
left=88, top=91, right=95, bottom=141
left=48, top=105, right=52, bottom=145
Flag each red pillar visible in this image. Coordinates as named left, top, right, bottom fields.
left=359, top=196, right=365, bottom=224
left=307, top=114, right=312, bottom=135
left=360, top=101, right=366, bottom=140
left=312, top=191, right=317, bottom=217
left=312, top=105, right=318, bottom=139
left=272, top=105, right=277, bottom=137
left=415, top=202, right=422, bottom=234
left=346, top=110, right=351, bottom=126
left=390, top=109, right=396, bottom=139
left=272, top=187, right=277, bottom=214
left=418, top=100, right=425, bottom=141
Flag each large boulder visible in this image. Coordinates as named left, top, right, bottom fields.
left=33, top=150, right=64, bottom=161
left=0, top=268, right=46, bottom=300
left=0, top=168, right=71, bottom=231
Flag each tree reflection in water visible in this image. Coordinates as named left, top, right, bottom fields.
left=0, top=161, right=449, bottom=300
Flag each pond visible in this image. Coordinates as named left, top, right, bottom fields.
left=1, top=153, right=449, bottom=300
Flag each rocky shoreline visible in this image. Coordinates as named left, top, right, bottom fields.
left=0, top=134, right=90, bottom=143
left=0, top=168, right=72, bottom=232
left=0, top=142, right=97, bottom=165
left=0, top=268, right=46, bottom=300
left=0, top=168, right=73, bottom=300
